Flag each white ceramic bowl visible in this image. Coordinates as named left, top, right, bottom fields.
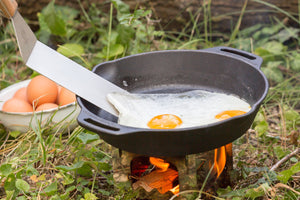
left=0, top=80, right=80, bottom=132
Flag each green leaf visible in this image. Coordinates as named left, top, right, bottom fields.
left=98, top=162, right=112, bottom=171
left=16, top=196, right=27, bottom=200
left=37, top=12, right=51, bottom=43
left=254, top=47, right=274, bottom=63
left=262, top=41, right=287, bottom=55
left=102, top=44, right=124, bottom=59
left=111, top=0, right=130, bottom=17
left=62, top=174, right=74, bottom=185
left=0, top=164, right=12, bottom=176
left=43, top=0, right=67, bottom=36
left=245, top=183, right=270, bottom=199
left=83, top=193, right=98, bottom=200
left=15, top=179, right=30, bottom=193
left=239, top=24, right=263, bottom=37
left=284, top=108, right=300, bottom=122
left=44, top=182, right=58, bottom=195
left=290, top=157, right=298, bottom=163
left=271, top=28, right=300, bottom=43
left=254, top=120, right=269, bottom=136
left=267, top=61, right=283, bottom=69
left=259, top=24, right=282, bottom=36
left=98, top=189, right=111, bottom=196
left=6, top=190, right=15, bottom=200
left=218, top=187, right=247, bottom=198
left=9, top=130, right=21, bottom=138
left=283, top=106, right=300, bottom=128
left=291, top=53, right=300, bottom=71
left=77, top=132, right=100, bottom=144
left=101, top=31, right=119, bottom=46
left=116, top=24, right=135, bottom=47
left=49, top=195, right=61, bottom=200
left=217, top=186, right=233, bottom=196
left=274, top=146, right=289, bottom=160
left=66, top=185, right=76, bottom=193
left=252, top=111, right=268, bottom=136
left=57, top=43, right=84, bottom=58
left=4, top=174, right=17, bottom=192
left=76, top=163, right=92, bottom=177
left=278, top=162, right=300, bottom=183
left=56, top=161, right=84, bottom=172
left=261, top=67, right=283, bottom=83
left=55, top=5, right=79, bottom=24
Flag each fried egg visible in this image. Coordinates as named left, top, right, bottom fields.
left=107, top=90, right=251, bottom=129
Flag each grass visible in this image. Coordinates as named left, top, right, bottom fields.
left=0, top=0, right=300, bottom=199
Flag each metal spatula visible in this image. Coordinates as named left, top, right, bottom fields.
left=0, top=0, right=127, bottom=116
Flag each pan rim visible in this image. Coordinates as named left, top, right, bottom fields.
left=78, top=49, right=269, bottom=135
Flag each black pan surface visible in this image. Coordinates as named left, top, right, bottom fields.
left=77, top=47, right=269, bottom=156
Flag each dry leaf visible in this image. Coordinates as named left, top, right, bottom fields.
left=288, top=130, right=299, bottom=146
left=30, top=175, right=39, bottom=183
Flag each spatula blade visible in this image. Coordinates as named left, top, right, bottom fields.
left=11, top=12, right=37, bottom=62
left=25, top=41, right=125, bottom=116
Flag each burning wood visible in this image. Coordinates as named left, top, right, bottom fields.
left=132, top=157, right=179, bottom=194
left=149, top=157, right=170, bottom=172
left=132, top=168, right=178, bottom=194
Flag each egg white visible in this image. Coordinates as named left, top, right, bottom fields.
left=107, top=90, right=251, bottom=129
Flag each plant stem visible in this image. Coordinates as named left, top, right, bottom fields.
left=106, top=3, right=113, bottom=61
left=203, top=0, right=208, bottom=45
left=228, top=0, right=248, bottom=45
left=196, top=163, right=215, bottom=199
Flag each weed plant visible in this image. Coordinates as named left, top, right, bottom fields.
left=0, top=0, right=299, bottom=199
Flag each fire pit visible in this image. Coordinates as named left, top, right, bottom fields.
left=111, top=143, right=234, bottom=199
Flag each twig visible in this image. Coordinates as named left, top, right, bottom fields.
left=270, top=148, right=300, bottom=171
left=0, top=131, right=10, bottom=150
left=274, top=183, right=300, bottom=195
left=278, top=104, right=287, bottom=149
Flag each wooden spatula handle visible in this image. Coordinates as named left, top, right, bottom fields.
left=0, top=0, right=18, bottom=18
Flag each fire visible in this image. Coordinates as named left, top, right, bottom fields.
left=149, top=157, right=179, bottom=194
left=169, top=184, right=180, bottom=194
left=132, top=157, right=179, bottom=195
left=149, top=157, right=170, bottom=172
left=213, top=110, right=244, bottom=178
left=213, top=146, right=226, bottom=178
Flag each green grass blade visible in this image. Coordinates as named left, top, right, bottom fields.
left=253, top=0, right=300, bottom=25
left=228, top=0, right=248, bottom=44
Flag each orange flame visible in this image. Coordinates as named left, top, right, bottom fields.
left=169, top=185, right=180, bottom=194
left=149, top=157, right=179, bottom=194
left=213, top=110, right=245, bottom=178
left=149, top=157, right=170, bottom=172
left=213, top=146, right=226, bottom=178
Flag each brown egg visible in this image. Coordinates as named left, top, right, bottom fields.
left=57, top=85, right=62, bottom=94
left=36, top=103, right=58, bottom=111
left=57, top=87, right=76, bottom=106
left=27, top=75, right=58, bottom=108
left=13, top=87, right=28, bottom=102
left=2, top=98, right=33, bottom=113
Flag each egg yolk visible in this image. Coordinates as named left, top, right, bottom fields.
left=215, top=110, right=247, bottom=120
left=147, top=114, right=182, bottom=129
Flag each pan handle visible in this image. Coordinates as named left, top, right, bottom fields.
left=77, top=108, right=135, bottom=136
left=0, top=0, right=18, bottom=18
left=204, top=46, right=263, bottom=69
